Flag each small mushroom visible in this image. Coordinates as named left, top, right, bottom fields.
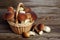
left=37, top=24, right=45, bottom=31
left=29, top=31, right=36, bottom=36
left=22, top=32, right=30, bottom=38
left=39, top=31, right=43, bottom=35
left=36, top=24, right=45, bottom=35
left=34, top=27, right=43, bottom=35
left=32, top=24, right=44, bottom=35
left=43, top=26, right=51, bottom=33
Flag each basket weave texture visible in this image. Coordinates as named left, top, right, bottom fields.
left=8, top=21, right=34, bottom=34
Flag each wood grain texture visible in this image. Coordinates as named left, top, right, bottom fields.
left=0, top=0, right=60, bottom=40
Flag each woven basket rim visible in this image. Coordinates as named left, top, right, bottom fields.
left=7, top=21, right=34, bottom=27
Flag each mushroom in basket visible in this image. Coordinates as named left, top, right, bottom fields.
left=25, top=7, right=37, bottom=21
left=17, top=3, right=37, bottom=24
left=3, top=7, right=15, bottom=21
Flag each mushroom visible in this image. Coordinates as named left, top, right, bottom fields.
left=25, top=7, right=31, bottom=13
left=26, top=13, right=33, bottom=22
left=3, top=7, right=15, bottom=21
left=29, top=31, right=36, bottom=36
left=32, top=24, right=44, bottom=35
left=25, top=7, right=37, bottom=21
left=34, top=27, right=43, bottom=35
left=43, top=26, right=51, bottom=33
left=37, top=24, right=45, bottom=35
left=22, top=31, right=36, bottom=38
left=30, top=11, right=37, bottom=21
left=22, top=32, right=30, bottom=38
left=18, top=13, right=27, bottom=22
left=37, top=24, right=45, bottom=31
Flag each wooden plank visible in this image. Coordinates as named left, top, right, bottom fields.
left=0, top=0, right=60, bottom=7
left=0, top=0, right=60, bottom=40
left=31, top=7, right=60, bottom=14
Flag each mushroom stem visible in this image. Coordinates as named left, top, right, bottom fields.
left=30, top=24, right=38, bottom=31
left=31, top=19, right=41, bottom=31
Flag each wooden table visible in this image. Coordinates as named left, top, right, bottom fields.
left=0, top=0, right=60, bottom=40
left=0, top=9, right=60, bottom=40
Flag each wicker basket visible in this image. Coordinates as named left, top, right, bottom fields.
left=8, top=21, right=34, bottom=34
left=7, top=3, right=34, bottom=34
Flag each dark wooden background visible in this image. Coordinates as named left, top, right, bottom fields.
left=0, top=0, right=60, bottom=40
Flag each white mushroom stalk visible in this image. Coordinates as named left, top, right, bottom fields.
left=43, top=26, right=51, bottom=33
left=39, top=31, right=43, bottom=35
left=29, top=31, right=36, bottom=36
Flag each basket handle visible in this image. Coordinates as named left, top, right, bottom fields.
left=16, top=3, right=24, bottom=24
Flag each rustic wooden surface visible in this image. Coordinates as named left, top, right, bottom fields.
left=0, top=0, right=60, bottom=40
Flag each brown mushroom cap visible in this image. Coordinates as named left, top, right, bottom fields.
left=22, top=32, right=30, bottom=38
left=25, top=7, right=37, bottom=21
left=3, top=12, right=14, bottom=20
left=30, top=11, right=37, bottom=21
left=3, top=7, right=15, bottom=20
left=26, top=13, right=32, bottom=19
left=37, top=24, right=44, bottom=31
left=18, top=13, right=27, bottom=21
left=7, top=7, right=14, bottom=12
left=25, top=7, right=31, bottom=13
